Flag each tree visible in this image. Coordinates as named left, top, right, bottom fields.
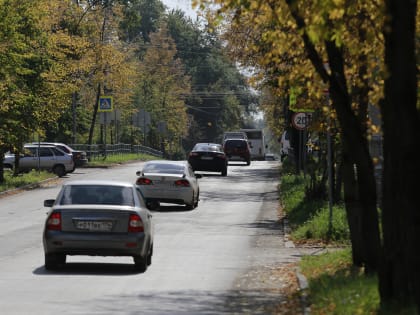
left=199, top=0, right=383, bottom=272
left=134, top=23, right=191, bottom=154
left=166, top=10, right=256, bottom=145
left=0, top=0, right=74, bottom=181
left=379, top=0, right=420, bottom=310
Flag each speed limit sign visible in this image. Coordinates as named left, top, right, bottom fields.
left=292, top=112, right=312, bottom=130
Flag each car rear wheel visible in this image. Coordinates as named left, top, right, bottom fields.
left=147, top=244, right=153, bottom=266
left=45, top=253, right=66, bottom=270
left=133, top=255, right=148, bottom=273
left=194, top=191, right=199, bottom=208
left=185, top=193, right=195, bottom=210
left=53, top=165, right=66, bottom=177
left=246, top=159, right=251, bottom=166
left=221, top=167, right=227, bottom=176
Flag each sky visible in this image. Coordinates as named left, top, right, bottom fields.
left=161, top=0, right=199, bottom=19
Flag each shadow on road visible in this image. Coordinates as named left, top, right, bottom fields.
left=33, top=262, right=142, bottom=276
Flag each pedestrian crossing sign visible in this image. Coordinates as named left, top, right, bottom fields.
left=98, top=96, right=113, bottom=112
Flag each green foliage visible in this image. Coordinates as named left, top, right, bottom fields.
left=280, top=173, right=349, bottom=243
left=293, top=204, right=349, bottom=243
left=0, top=170, right=54, bottom=193
left=300, top=249, right=380, bottom=315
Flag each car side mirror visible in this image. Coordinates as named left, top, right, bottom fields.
left=136, top=170, right=142, bottom=176
left=44, top=199, right=55, bottom=207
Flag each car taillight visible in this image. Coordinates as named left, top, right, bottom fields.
left=189, top=152, right=199, bottom=157
left=47, top=212, right=61, bottom=231
left=174, top=179, right=190, bottom=187
left=128, top=214, right=144, bottom=232
left=216, top=153, right=226, bottom=159
left=136, top=177, right=153, bottom=185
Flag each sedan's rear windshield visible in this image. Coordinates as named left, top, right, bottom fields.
left=193, top=144, right=222, bottom=152
left=60, top=185, right=134, bottom=206
left=143, top=163, right=185, bottom=174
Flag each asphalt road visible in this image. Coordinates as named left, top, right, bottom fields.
left=0, top=160, right=303, bottom=314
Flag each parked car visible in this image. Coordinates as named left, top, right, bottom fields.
left=223, top=139, right=251, bottom=165
left=3, top=144, right=74, bottom=177
left=30, top=142, right=88, bottom=169
left=265, top=153, right=278, bottom=161
left=188, top=143, right=228, bottom=176
left=135, top=160, right=200, bottom=210
left=43, top=180, right=154, bottom=272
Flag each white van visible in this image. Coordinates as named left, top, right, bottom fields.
left=280, top=130, right=291, bottom=159
left=240, top=129, right=266, bottom=160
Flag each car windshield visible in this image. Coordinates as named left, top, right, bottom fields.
left=59, top=185, right=134, bottom=206
left=225, top=140, right=248, bottom=149
left=193, top=144, right=221, bottom=152
left=143, top=163, right=185, bottom=174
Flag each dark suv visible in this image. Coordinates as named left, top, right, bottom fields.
left=223, top=139, right=251, bottom=165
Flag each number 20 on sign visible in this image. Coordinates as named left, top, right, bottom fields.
left=292, top=112, right=312, bottom=130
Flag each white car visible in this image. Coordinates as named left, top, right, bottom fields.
left=135, top=160, right=201, bottom=210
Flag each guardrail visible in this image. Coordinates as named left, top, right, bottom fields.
left=70, top=144, right=163, bottom=161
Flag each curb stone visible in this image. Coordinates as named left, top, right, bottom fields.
left=283, top=216, right=311, bottom=315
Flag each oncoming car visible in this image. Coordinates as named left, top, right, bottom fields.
left=42, top=180, right=154, bottom=272
left=135, top=160, right=200, bottom=210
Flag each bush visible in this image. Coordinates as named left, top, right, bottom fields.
left=292, top=204, right=350, bottom=243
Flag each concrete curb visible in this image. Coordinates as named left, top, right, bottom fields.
left=283, top=217, right=311, bottom=315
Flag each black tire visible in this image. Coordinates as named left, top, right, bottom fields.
left=246, top=159, right=251, bottom=166
left=45, top=253, right=66, bottom=270
left=185, top=193, right=195, bottom=210
left=147, top=244, right=153, bottom=266
left=133, top=255, right=148, bottom=273
left=194, top=191, right=199, bottom=208
left=221, top=167, right=227, bottom=176
left=53, top=165, right=66, bottom=177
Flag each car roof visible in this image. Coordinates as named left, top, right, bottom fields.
left=24, top=144, right=57, bottom=148
left=224, top=138, right=248, bottom=142
left=144, top=160, right=187, bottom=165
left=62, top=180, right=134, bottom=187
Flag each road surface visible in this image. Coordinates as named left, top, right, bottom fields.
left=0, top=160, right=303, bottom=314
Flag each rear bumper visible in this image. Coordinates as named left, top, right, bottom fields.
left=43, top=231, right=148, bottom=257
left=189, top=160, right=227, bottom=172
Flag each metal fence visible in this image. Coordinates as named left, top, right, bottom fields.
left=70, top=143, right=163, bottom=161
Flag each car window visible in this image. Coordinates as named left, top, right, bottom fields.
left=193, top=144, right=221, bottom=152
left=23, top=148, right=36, bottom=157
left=225, top=140, right=247, bottom=149
left=143, top=163, right=185, bottom=174
left=39, top=147, right=53, bottom=157
left=56, top=145, right=71, bottom=154
left=51, top=147, right=65, bottom=156
left=60, top=185, right=134, bottom=206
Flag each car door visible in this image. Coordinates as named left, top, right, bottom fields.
left=38, top=147, right=55, bottom=169
left=19, top=147, right=38, bottom=170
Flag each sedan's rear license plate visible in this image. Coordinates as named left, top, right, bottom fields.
left=75, top=220, right=113, bottom=232
left=201, top=156, right=213, bottom=160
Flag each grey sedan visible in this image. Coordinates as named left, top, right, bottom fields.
left=43, top=180, right=154, bottom=272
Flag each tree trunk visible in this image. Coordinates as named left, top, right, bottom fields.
left=341, top=136, right=364, bottom=267
left=326, top=42, right=381, bottom=274
left=285, top=1, right=382, bottom=272
left=88, top=83, right=101, bottom=146
left=379, top=0, right=420, bottom=309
